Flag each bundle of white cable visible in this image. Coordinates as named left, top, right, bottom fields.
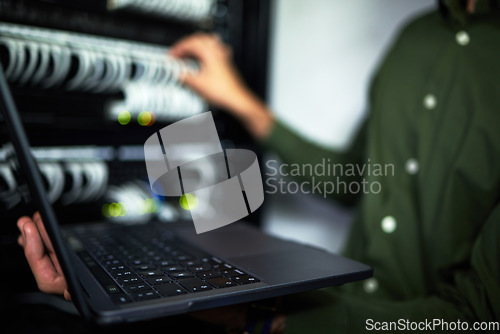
left=0, top=23, right=206, bottom=121
left=108, top=0, right=215, bottom=22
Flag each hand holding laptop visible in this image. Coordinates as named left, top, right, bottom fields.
left=16, top=213, right=285, bottom=332
left=17, top=212, right=72, bottom=301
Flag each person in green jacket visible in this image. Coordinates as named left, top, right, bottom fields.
left=16, top=0, right=499, bottom=332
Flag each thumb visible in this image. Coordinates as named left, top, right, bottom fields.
left=63, top=289, right=72, bottom=301
left=179, top=70, right=201, bottom=92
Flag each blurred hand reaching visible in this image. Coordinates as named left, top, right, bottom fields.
left=170, top=33, right=246, bottom=111
left=170, top=33, right=274, bottom=140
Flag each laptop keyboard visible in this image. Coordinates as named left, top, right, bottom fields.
left=68, top=224, right=260, bottom=304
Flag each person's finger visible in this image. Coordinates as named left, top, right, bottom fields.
left=32, top=212, right=64, bottom=275
left=17, top=234, right=25, bottom=247
left=179, top=70, right=201, bottom=91
left=170, top=33, right=224, bottom=61
left=17, top=216, right=31, bottom=247
left=169, top=34, right=208, bottom=59
left=23, top=221, right=67, bottom=294
left=63, top=289, right=72, bottom=301
left=23, top=220, right=47, bottom=263
left=17, top=216, right=31, bottom=233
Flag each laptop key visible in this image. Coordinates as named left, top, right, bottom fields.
left=104, top=259, right=123, bottom=268
left=99, top=254, right=116, bottom=262
left=196, top=271, right=222, bottom=279
left=180, top=260, right=201, bottom=267
left=116, top=275, right=140, bottom=285
left=156, top=260, right=176, bottom=267
left=144, top=276, right=171, bottom=285
left=134, top=264, right=157, bottom=271
left=108, top=264, right=127, bottom=271
left=233, top=275, right=260, bottom=285
left=106, top=284, right=123, bottom=294
left=188, top=263, right=213, bottom=272
left=138, top=270, right=164, bottom=277
left=162, top=265, right=184, bottom=272
left=207, top=277, right=237, bottom=288
left=155, top=282, right=187, bottom=297
left=176, top=254, right=192, bottom=262
left=222, top=269, right=245, bottom=277
left=123, top=283, right=149, bottom=292
left=177, top=277, right=213, bottom=292
left=112, top=270, right=133, bottom=278
left=169, top=271, right=194, bottom=279
left=132, top=290, right=160, bottom=301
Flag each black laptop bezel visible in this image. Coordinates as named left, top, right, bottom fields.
left=0, top=65, right=93, bottom=320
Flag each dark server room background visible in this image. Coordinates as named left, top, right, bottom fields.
left=0, top=0, right=435, bottom=332
left=0, top=0, right=270, bottom=331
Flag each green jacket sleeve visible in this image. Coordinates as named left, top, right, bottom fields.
left=263, top=119, right=368, bottom=206
left=284, top=201, right=500, bottom=333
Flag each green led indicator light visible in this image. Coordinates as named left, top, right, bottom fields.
left=179, top=193, right=198, bottom=211
left=118, top=111, right=131, bottom=125
left=102, top=203, right=110, bottom=217
left=138, top=111, right=155, bottom=126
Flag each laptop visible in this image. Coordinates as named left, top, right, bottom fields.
left=0, top=65, right=372, bottom=325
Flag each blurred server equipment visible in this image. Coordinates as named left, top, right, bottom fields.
left=0, top=23, right=205, bottom=121
left=107, top=0, right=216, bottom=22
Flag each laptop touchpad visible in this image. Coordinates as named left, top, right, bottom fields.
left=176, top=222, right=297, bottom=258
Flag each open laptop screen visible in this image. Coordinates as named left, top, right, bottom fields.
left=0, top=65, right=90, bottom=317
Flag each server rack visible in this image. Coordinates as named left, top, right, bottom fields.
left=0, top=0, right=272, bottom=314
